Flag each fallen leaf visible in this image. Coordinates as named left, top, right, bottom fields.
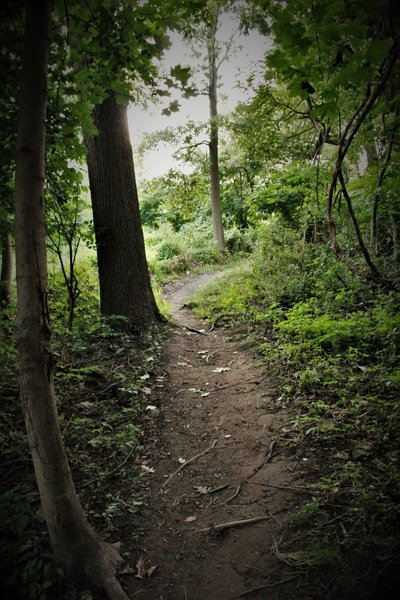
left=135, top=556, right=158, bottom=579
left=185, top=515, right=197, bottom=523
left=194, top=485, right=210, bottom=495
left=142, top=387, right=152, bottom=395
left=119, top=565, right=135, bottom=575
left=147, top=565, right=158, bottom=577
left=213, top=367, right=231, bottom=373
left=141, top=465, right=155, bottom=473
left=201, top=392, right=210, bottom=397
left=136, top=556, right=146, bottom=579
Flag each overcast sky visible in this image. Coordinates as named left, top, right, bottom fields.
left=128, top=15, right=268, bottom=181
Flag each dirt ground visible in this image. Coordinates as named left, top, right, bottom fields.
left=122, top=273, right=314, bottom=600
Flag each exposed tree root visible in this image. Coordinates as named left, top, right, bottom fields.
left=160, top=440, right=217, bottom=492
left=175, top=322, right=208, bottom=335
left=194, top=514, right=272, bottom=533
left=65, top=537, right=129, bottom=600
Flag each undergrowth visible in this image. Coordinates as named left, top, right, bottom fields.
left=0, top=281, right=169, bottom=599
left=144, top=220, right=254, bottom=282
left=189, top=218, right=400, bottom=593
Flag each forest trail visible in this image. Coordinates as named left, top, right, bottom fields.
left=125, top=273, right=309, bottom=600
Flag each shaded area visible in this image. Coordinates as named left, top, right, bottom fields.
left=125, top=274, right=309, bottom=599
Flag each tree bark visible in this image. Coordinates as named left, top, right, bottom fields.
left=207, top=16, right=226, bottom=250
left=0, top=232, right=12, bottom=307
left=84, top=93, right=161, bottom=331
left=326, top=42, right=399, bottom=263
left=338, top=171, right=380, bottom=278
left=14, top=2, right=128, bottom=597
left=370, top=107, right=398, bottom=251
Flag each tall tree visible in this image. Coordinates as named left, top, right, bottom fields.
left=140, top=0, right=238, bottom=249
left=85, top=93, right=161, bottom=330
left=256, top=0, right=400, bottom=276
left=14, top=1, right=128, bottom=597
left=64, top=0, right=173, bottom=330
left=190, top=0, right=240, bottom=249
left=0, top=1, right=24, bottom=309
left=207, top=2, right=226, bottom=249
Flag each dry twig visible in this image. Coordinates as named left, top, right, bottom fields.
left=194, top=514, right=272, bottom=533
left=209, top=483, right=229, bottom=494
left=248, top=481, right=323, bottom=494
left=265, top=440, right=276, bottom=463
left=160, top=440, right=217, bottom=491
left=175, top=323, right=207, bottom=335
left=223, top=484, right=241, bottom=505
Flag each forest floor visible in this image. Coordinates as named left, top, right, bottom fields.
left=120, top=273, right=321, bottom=600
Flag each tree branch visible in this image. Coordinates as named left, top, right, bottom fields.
left=327, top=42, right=400, bottom=259
left=338, top=170, right=380, bottom=277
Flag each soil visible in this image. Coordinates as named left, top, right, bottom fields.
left=122, top=272, right=313, bottom=600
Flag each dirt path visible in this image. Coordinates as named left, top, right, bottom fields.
left=125, top=273, right=308, bottom=599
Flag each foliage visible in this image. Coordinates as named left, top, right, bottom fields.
left=249, top=161, right=328, bottom=226
left=144, top=220, right=230, bottom=281
left=0, top=272, right=168, bottom=597
left=190, top=216, right=400, bottom=574
left=139, top=167, right=210, bottom=230
left=0, top=488, right=63, bottom=600
left=3, top=0, right=400, bottom=595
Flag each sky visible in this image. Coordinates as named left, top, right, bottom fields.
left=127, top=14, right=269, bottom=181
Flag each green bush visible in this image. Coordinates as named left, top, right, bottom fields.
left=189, top=215, right=400, bottom=566
left=156, top=240, right=183, bottom=261
left=145, top=219, right=228, bottom=282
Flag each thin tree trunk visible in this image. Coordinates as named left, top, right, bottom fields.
left=370, top=107, right=398, bottom=251
left=0, top=232, right=12, bottom=307
left=326, top=42, right=399, bottom=263
left=338, top=171, right=380, bottom=277
left=84, top=93, right=161, bottom=331
left=389, top=211, right=399, bottom=260
left=207, top=19, right=225, bottom=251
left=14, top=2, right=128, bottom=597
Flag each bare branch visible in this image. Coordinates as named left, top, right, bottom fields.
left=327, top=42, right=400, bottom=258
left=160, top=440, right=217, bottom=492
left=338, top=170, right=380, bottom=277
left=216, top=22, right=241, bottom=71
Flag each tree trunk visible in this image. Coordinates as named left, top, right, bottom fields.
left=370, top=107, right=398, bottom=251
left=0, top=232, right=12, bottom=307
left=338, top=171, right=380, bottom=278
left=207, top=19, right=225, bottom=251
left=14, top=2, right=128, bottom=597
left=84, top=94, right=161, bottom=331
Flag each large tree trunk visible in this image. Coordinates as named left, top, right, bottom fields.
left=207, top=18, right=225, bottom=251
left=14, top=2, right=128, bottom=598
left=0, top=232, right=12, bottom=307
left=84, top=94, right=161, bottom=331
